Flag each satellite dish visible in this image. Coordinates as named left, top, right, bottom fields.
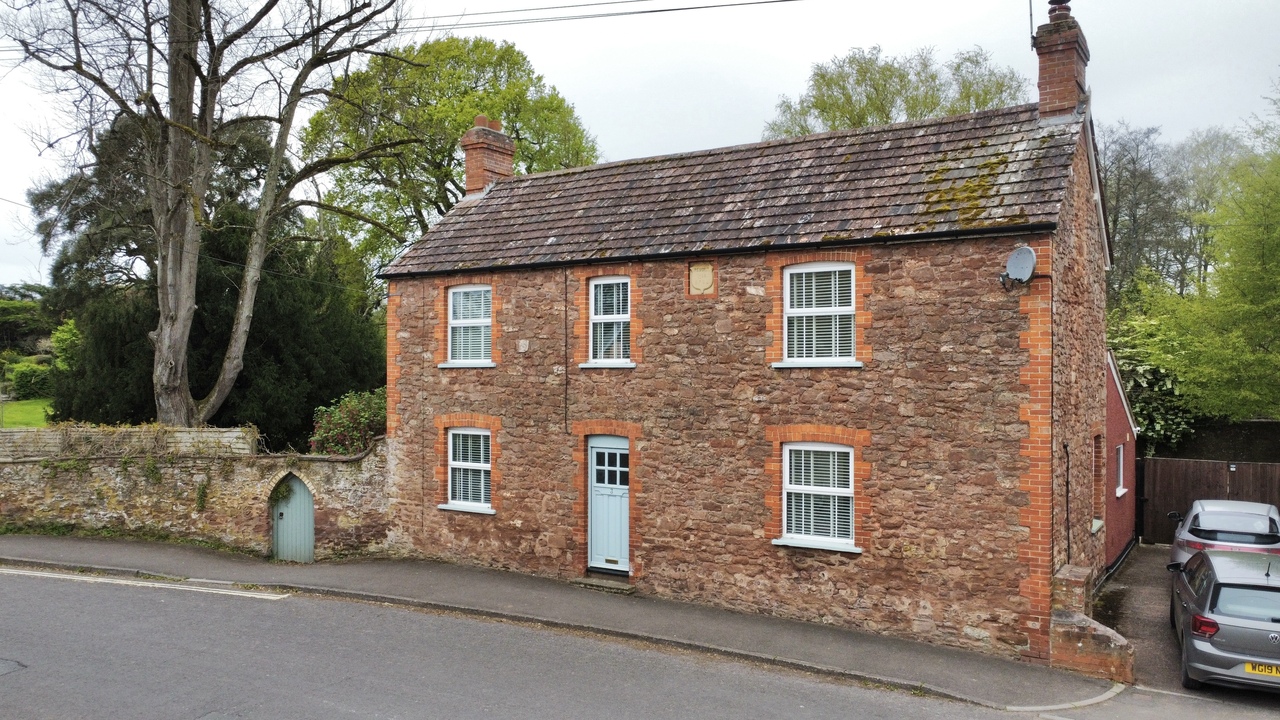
left=1005, top=247, right=1037, bottom=283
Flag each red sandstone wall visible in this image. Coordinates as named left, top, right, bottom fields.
left=387, top=235, right=1055, bottom=657
left=1050, top=131, right=1110, bottom=579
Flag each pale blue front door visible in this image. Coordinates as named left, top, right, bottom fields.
left=588, top=435, right=630, bottom=572
left=272, top=474, right=314, bottom=563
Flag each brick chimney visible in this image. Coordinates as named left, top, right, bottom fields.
left=1034, top=0, right=1090, bottom=118
left=460, top=115, right=515, bottom=196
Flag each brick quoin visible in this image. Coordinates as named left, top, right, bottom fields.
left=1017, top=236, right=1054, bottom=662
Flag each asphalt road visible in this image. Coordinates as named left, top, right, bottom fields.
left=0, top=568, right=1008, bottom=720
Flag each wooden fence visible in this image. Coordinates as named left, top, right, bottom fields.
left=1140, top=458, right=1280, bottom=543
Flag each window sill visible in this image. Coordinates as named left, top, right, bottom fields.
left=1090, top=518, right=1105, bottom=535
left=772, top=537, right=863, bottom=554
left=771, top=360, right=864, bottom=369
left=438, top=361, right=496, bottom=369
left=1115, top=487, right=1129, bottom=499
left=578, top=361, right=637, bottom=369
left=437, top=503, right=496, bottom=515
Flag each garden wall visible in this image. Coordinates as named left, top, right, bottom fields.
left=0, top=427, right=392, bottom=559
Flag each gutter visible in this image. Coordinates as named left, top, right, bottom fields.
left=378, top=222, right=1059, bottom=280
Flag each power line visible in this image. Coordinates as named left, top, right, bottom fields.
left=0, top=0, right=805, bottom=59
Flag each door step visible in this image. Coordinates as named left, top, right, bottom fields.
left=571, top=576, right=635, bottom=595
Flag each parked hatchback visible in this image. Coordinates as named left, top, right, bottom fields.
left=1168, top=500, right=1280, bottom=565
left=1168, top=550, right=1280, bottom=691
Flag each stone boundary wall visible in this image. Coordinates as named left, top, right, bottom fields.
left=1050, top=565, right=1135, bottom=682
left=0, top=426, right=259, bottom=461
left=0, top=428, right=392, bottom=559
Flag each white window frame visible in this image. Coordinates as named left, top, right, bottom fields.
left=440, top=284, right=495, bottom=369
left=438, top=428, right=496, bottom=515
left=771, top=442, right=861, bottom=553
left=581, top=276, right=636, bottom=369
left=773, top=262, right=862, bottom=369
left=1115, top=443, right=1127, bottom=497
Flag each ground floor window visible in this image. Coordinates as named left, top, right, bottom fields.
left=777, top=442, right=857, bottom=551
left=447, top=428, right=491, bottom=509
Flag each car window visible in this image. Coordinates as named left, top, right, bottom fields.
left=1189, top=512, right=1280, bottom=544
left=1188, top=561, right=1213, bottom=597
left=1212, top=585, right=1280, bottom=622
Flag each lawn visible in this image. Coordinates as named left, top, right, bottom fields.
left=1, top=398, right=51, bottom=428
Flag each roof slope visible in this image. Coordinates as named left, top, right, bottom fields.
left=384, top=104, right=1082, bottom=277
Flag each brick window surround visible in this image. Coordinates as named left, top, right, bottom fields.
left=434, top=413, right=503, bottom=514
left=765, top=424, right=871, bottom=553
left=572, top=265, right=644, bottom=367
left=765, top=250, right=872, bottom=368
left=433, top=276, right=503, bottom=368
left=570, top=420, right=643, bottom=577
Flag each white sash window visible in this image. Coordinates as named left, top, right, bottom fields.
left=448, top=285, right=492, bottom=364
left=774, top=442, right=860, bottom=552
left=589, top=277, right=632, bottom=364
left=444, top=429, right=492, bottom=512
left=780, top=263, right=857, bottom=367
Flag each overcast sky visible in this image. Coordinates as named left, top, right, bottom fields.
left=2, top=0, right=1278, bottom=286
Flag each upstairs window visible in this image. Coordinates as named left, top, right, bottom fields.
left=782, top=263, right=856, bottom=365
left=589, top=277, right=632, bottom=364
left=448, top=285, right=492, bottom=364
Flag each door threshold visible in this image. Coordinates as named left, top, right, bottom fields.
left=572, top=575, right=635, bottom=595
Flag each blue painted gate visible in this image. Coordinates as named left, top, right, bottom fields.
left=271, top=474, right=314, bottom=563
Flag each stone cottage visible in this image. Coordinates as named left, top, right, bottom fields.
left=382, top=1, right=1127, bottom=677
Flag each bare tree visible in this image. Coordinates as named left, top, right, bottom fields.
left=4, top=0, right=406, bottom=425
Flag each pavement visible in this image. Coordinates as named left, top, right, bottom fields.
left=0, top=534, right=1127, bottom=712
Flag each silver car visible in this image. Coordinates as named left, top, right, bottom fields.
left=1168, top=550, right=1280, bottom=691
left=1168, top=500, right=1280, bottom=565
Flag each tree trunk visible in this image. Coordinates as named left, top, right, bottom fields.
left=151, top=0, right=204, bottom=426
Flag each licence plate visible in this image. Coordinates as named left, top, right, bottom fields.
left=1245, top=662, right=1280, bottom=677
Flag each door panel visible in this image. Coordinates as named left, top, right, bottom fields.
left=272, top=475, right=315, bottom=563
left=588, top=436, right=630, bottom=572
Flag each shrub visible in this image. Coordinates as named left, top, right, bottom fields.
left=10, top=362, right=53, bottom=400
left=309, top=387, right=387, bottom=455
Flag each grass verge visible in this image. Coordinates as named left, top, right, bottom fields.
left=1, top=398, right=52, bottom=428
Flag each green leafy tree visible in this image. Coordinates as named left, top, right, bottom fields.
left=1099, top=123, right=1248, bottom=306
left=1152, top=150, right=1280, bottom=420
left=37, top=120, right=385, bottom=449
left=1107, top=276, right=1201, bottom=453
left=303, top=36, right=599, bottom=277
left=764, top=46, right=1027, bottom=139
left=6, top=0, right=401, bottom=426
left=0, top=285, right=54, bottom=352
left=309, top=387, right=388, bottom=455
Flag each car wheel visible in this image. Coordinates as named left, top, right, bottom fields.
left=1180, top=636, right=1203, bottom=690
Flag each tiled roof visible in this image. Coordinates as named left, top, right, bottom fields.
left=383, top=104, right=1082, bottom=277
